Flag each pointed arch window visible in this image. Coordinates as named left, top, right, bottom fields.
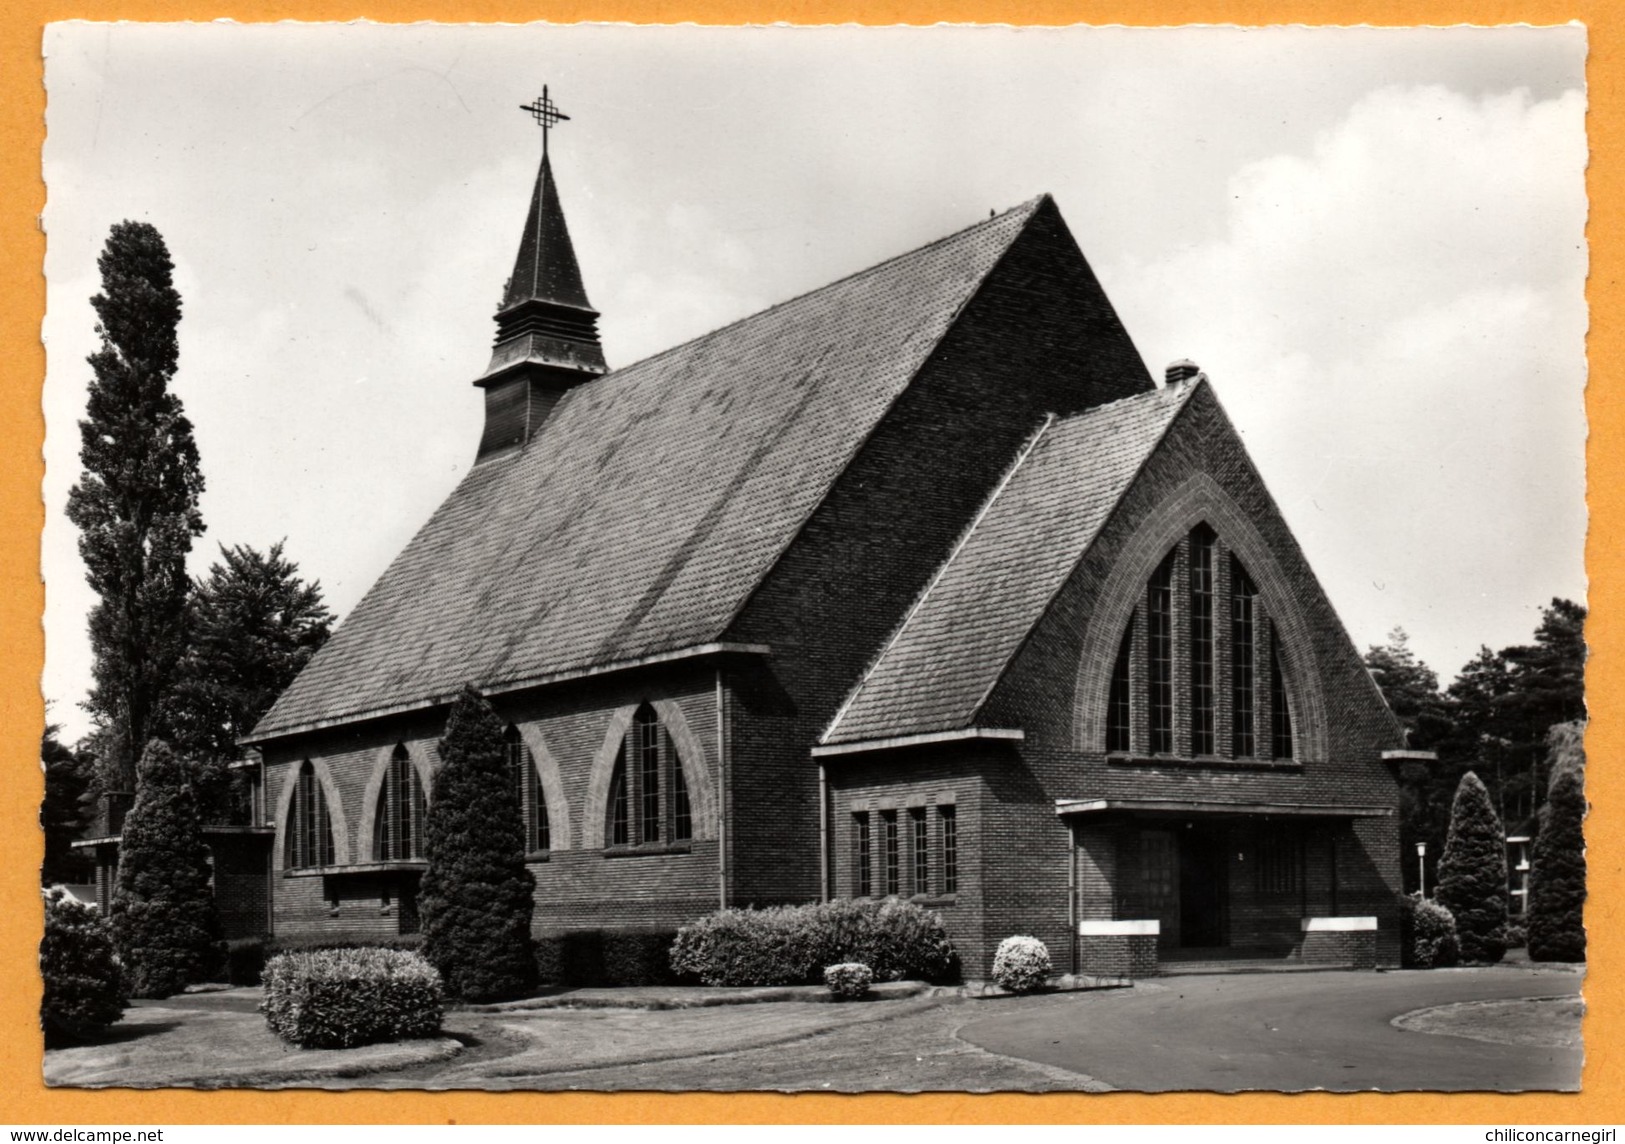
left=285, top=761, right=334, bottom=869
left=606, top=704, right=692, bottom=849
left=506, top=725, right=550, bottom=855
left=1106, top=526, right=1296, bottom=763
left=374, top=744, right=427, bottom=861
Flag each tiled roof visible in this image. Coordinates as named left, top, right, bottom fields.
left=253, top=197, right=1047, bottom=739
left=502, top=152, right=592, bottom=313
left=822, top=382, right=1198, bottom=745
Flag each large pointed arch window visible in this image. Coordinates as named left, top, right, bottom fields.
left=606, top=704, right=693, bottom=849
left=285, top=761, right=335, bottom=869
left=505, top=725, right=550, bottom=854
left=374, top=744, right=427, bottom=861
left=1104, top=525, right=1295, bottom=762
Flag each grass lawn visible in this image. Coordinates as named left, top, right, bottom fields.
left=45, top=999, right=461, bottom=1089
left=1391, top=995, right=1584, bottom=1050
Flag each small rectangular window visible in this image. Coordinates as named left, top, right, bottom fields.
left=1258, top=826, right=1300, bottom=893
left=911, top=808, right=928, bottom=895
left=939, top=806, right=958, bottom=894
left=883, top=811, right=900, bottom=897
left=854, top=813, right=871, bottom=897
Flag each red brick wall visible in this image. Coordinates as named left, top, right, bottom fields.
left=725, top=201, right=1155, bottom=912
left=969, top=384, right=1405, bottom=967
left=262, top=666, right=725, bottom=939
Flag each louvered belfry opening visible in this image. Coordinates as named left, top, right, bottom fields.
left=474, top=127, right=608, bottom=461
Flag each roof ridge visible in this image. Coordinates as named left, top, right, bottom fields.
left=958, top=380, right=1203, bottom=725
left=821, top=413, right=1058, bottom=745
left=580, top=195, right=1049, bottom=384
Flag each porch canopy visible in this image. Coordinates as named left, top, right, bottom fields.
left=1054, top=797, right=1393, bottom=819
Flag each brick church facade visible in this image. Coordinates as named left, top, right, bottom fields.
left=227, top=128, right=1413, bottom=977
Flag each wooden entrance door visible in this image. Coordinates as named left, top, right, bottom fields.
left=1179, top=825, right=1229, bottom=947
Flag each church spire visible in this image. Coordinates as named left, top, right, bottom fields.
left=475, top=87, right=608, bottom=461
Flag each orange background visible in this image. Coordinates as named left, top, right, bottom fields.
left=2, top=0, right=1616, bottom=1126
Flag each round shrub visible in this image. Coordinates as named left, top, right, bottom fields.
left=40, top=887, right=126, bottom=1047
left=670, top=898, right=956, bottom=987
left=824, top=962, right=873, bottom=1000
left=1503, top=921, right=1528, bottom=951
left=992, top=935, right=1051, bottom=993
left=261, top=947, right=443, bottom=1048
left=1399, top=894, right=1460, bottom=969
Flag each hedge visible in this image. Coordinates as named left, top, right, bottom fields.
left=670, top=898, right=956, bottom=987
left=533, top=930, right=686, bottom=987
left=261, top=947, right=443, bottom=1048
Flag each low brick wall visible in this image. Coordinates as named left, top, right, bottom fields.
left=1300, top=917, right=1377, bottom=969
left=1078, top=920, right=1159, bottom=978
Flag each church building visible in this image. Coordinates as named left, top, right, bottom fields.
left=242, top=97, right=1413, bottom=977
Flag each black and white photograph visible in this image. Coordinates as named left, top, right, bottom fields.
left=37, top=22, right=1587, bottom=1093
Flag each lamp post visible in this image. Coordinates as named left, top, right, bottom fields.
left=1416, top=841, right=1428, bottom=899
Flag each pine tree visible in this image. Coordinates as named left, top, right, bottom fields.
left=40, top=725, right=95, bottom=885
left=167, top=541, right=332, bottom=818
left=419, top=687, right=536, bottom=1001
left=110, top=740, right=224, bottom=998
left=1435, top=771, right=1509, bottom=965
left=66, top=222, right=204, bottom=792
left=1528, top=723, right=1586, bottom=962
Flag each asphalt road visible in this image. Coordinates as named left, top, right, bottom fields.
left=957, top=965, right=1583, bottom=1092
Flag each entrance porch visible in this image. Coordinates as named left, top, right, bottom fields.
left=1059, top=798, right=1393, bottom=976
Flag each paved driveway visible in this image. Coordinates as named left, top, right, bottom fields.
left=957, top=964, right=1583, bottom=1092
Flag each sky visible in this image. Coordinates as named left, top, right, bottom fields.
left=40, top=23, right=1588, bottom=745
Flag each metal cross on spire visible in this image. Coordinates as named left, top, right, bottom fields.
left=520, top=86, right=571, bottom=156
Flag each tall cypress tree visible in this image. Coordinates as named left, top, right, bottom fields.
left=110, top=739, right=223, bottom=998
left=1436, top=770, right=1509, bottom=965
left=1528, top=723, right=1586, bottom=962
left=419, top=687, right=536, bottom=1001
left=66, top=222, right=204, bottom=793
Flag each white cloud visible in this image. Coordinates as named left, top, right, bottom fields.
left=1107, top=83, right=1587, bottom=679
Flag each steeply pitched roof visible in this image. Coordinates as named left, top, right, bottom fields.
left=502, top=153, right=592, bottom=313
left=253, top=197, right=1049, bottom=740
left=822, top=381, right=1198, bottom=746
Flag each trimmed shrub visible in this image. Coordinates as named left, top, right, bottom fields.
left=532, top=930, right=687, bottom=987
left=261, top=947, right=443, bottom=1048
left=1529, top=756, right=1586, bottom=963
left=824, top=962, right=873, bottom=1000
left=992, top=935, right=1051, bottom=993
left=1399, top=894, right=1460, bottom=969
left=265, top=933, right=424, bottom=956
left=40, top=887, right=126, bottom=1047
left=1436, top=771, right=1508, bottom=965
left=111, top=740, right=225, bottom=998
left=419, top=687, right=537, bottom=1002
left=1503, top=921, right=1528, bottom=951
left=671, top=898, right=956, bottom=987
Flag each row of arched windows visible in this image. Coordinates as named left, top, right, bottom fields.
left=1104, top=523, right=1295, bottom=761
left=283, top=703, right=690, bottom=870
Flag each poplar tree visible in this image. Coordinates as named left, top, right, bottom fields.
left=419, top=687, right=537, bottom=1001
left=66, top=222, right=204, bottom=792
left=1435, top=771, right=1509, bottom=965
